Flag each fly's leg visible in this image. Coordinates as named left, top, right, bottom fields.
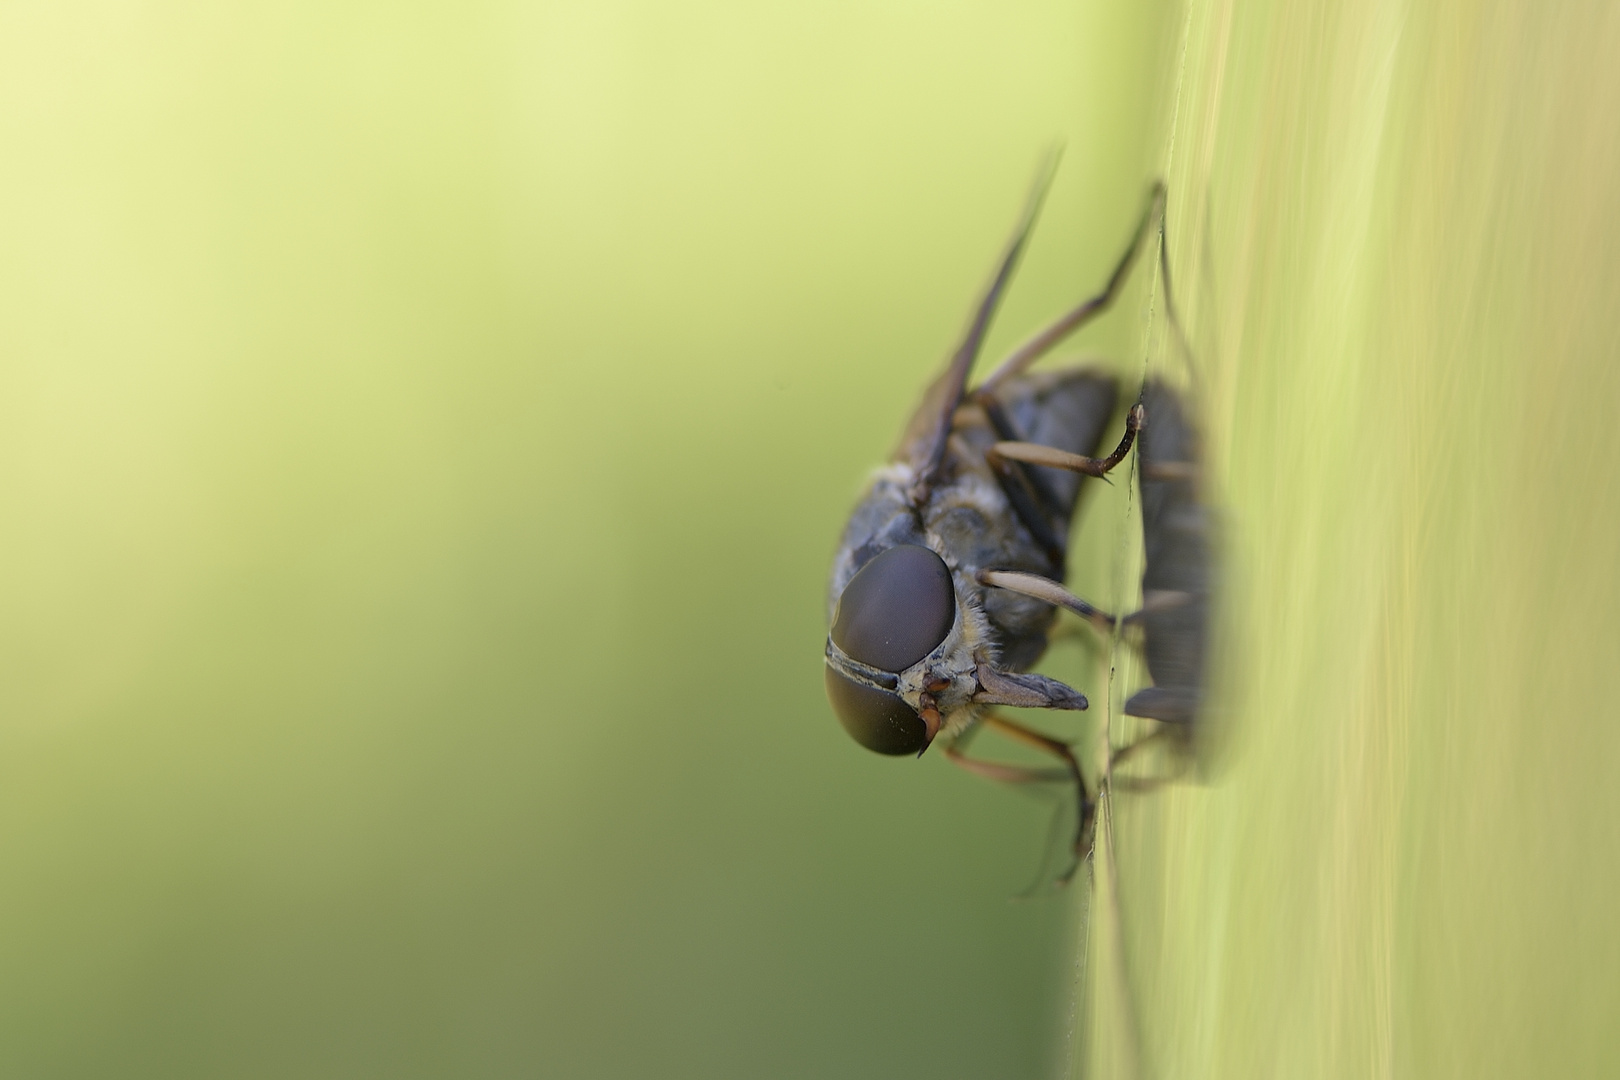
left=1109, top=727, right=1166, bottom=770
left=975, top=178, right=1192, bottom=397
left=943, top=746, right=1070, bottom=786
left=976, top=182, right=1169, bottom=398
left=978, top=569, right=1118, bottom=632
left=989, top=402, right=1145, bottom=479
left=1107, top=727, right=1195, bottom=793
left=978, top=569, right=1175, bottom=668
left=1156, top=187, right=1195, bottom=383
left=946, top=713, right=1095, bottom=880
left=1130, top=589, right=1198, bottom=618
left=979, top=574, right=1205, bottom=722
left=978, top=568, right=1201, bottom=786
left=976, top=580, right=1190, bottom=635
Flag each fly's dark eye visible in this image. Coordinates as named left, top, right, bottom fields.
left=824, top=669, right=928, bottom=756
left=825, top=544, right=955, bottom=756
left=830, top=544, right=955, bottom=671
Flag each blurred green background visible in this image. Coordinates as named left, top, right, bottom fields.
left=0, top=1, right=1177, bottom=1077
left=5, top=0, right=1620, bottom=1078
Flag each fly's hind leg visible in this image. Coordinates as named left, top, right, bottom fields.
left=976, top=181, right=1169, bottom=398
left=973, top=178, right=1191, bottom=397
left=946, top=713, right=1095, bottom=880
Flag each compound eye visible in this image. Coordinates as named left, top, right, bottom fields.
left=824, top=668, right=928, bottom=756
left=830, top=544, right=955, bottom=672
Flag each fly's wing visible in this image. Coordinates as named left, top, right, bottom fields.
left=894, top=160, right=1058, bottom=499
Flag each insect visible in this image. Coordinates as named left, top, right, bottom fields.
left=823, top=170, right=1178, bottom=871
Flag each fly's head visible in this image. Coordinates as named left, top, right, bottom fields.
left=822, top=543, right=988, bottom=757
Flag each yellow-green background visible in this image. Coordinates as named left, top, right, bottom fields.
left=2, top=1, right=1616, bottom=1078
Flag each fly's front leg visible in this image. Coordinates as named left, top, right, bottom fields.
left=946, top=713, right=1095, bottom=879
left=943, top=734, right=1070, bottom=786
left=982, top=571, right=1200, bottom=656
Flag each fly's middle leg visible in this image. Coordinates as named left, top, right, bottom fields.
left=977, top=569, right=1117, bottom=631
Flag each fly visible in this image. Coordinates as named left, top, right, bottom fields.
left=823, top=167, right=1177, bottom=875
